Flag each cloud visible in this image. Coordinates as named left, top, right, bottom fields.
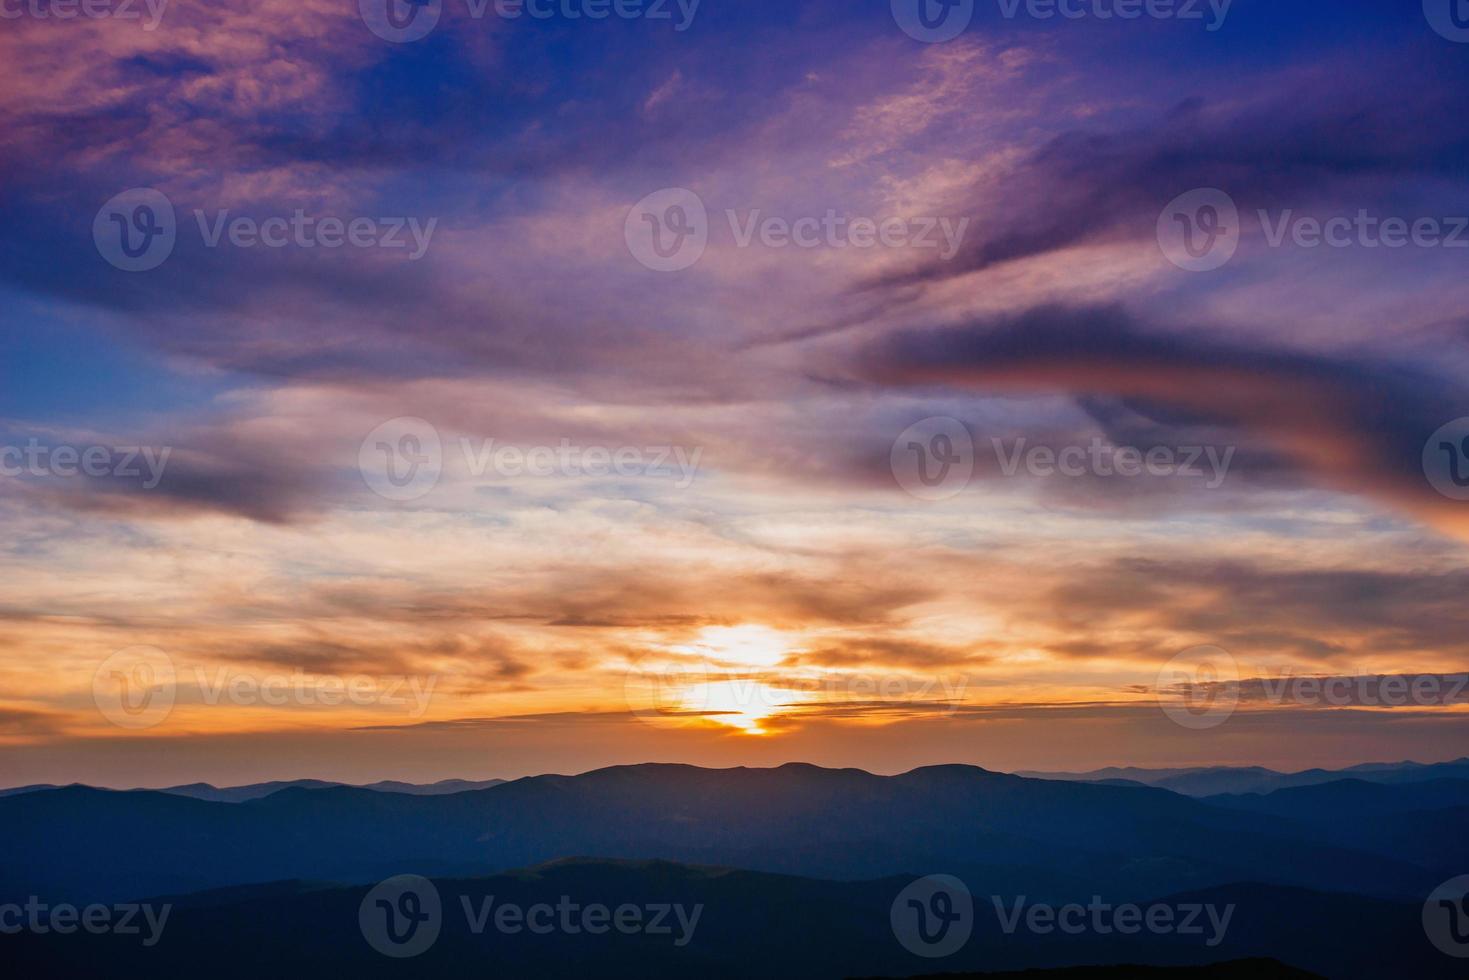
left=860, top=303, right=1469, bottom=538
left=862, top=45, right=1469, bottom=291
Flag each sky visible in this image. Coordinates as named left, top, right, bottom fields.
left=2, top=0, right=1469, bottom=787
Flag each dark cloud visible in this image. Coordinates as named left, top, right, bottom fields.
left=860, top=303, right=1469, bottom=536
left=864, top=46, right=1469, bottom=290
left=1049, top=557, right=1469, bottom=663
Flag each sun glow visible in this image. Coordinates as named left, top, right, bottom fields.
left=681, top=678, right=798, bottom=735
left=683, top=624, right=793, bottom=668
left=667, top=625, right=806, bottom=733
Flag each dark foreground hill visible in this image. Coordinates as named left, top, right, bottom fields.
left=868, top=962, right=1321, bottom=979
left=0, top=861, right=1450, bottom=979
left=0, top=763, right=1447, bottom=906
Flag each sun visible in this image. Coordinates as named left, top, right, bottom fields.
left=681, top=679, right=790, bottom=735
left=685, top=624, right=792, bottom=668
left=671, top=625, right=806, bottom=734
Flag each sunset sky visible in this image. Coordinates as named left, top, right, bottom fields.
left=2, top=0, right=1468, bottom=787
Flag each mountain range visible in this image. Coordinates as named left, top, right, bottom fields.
left=3, top=761, right=1464, bottom=978
left=1018, top=758, right=1469, bottom=797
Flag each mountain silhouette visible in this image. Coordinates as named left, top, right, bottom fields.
left=0, top=763, right=1448, bottom=907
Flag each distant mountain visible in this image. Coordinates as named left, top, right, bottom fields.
left=1206, top=777, right=1469, bottom=820
left=0, top=777, right=506, bottom=803
left=0, top=860, right=1450, bottom=979
left=1202, top=778, right=1469, bottom=871
left=875, top=963, right=1321, bottom=980
left=1018, top=758, right=1469, bottom=797
left=358, top=778, right=507, bottom=796
left=0, top=763, right=1441, bottom=907
left=0, top=783, right=66, bottom=798
left=154, top=779, right=345, bottom=802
